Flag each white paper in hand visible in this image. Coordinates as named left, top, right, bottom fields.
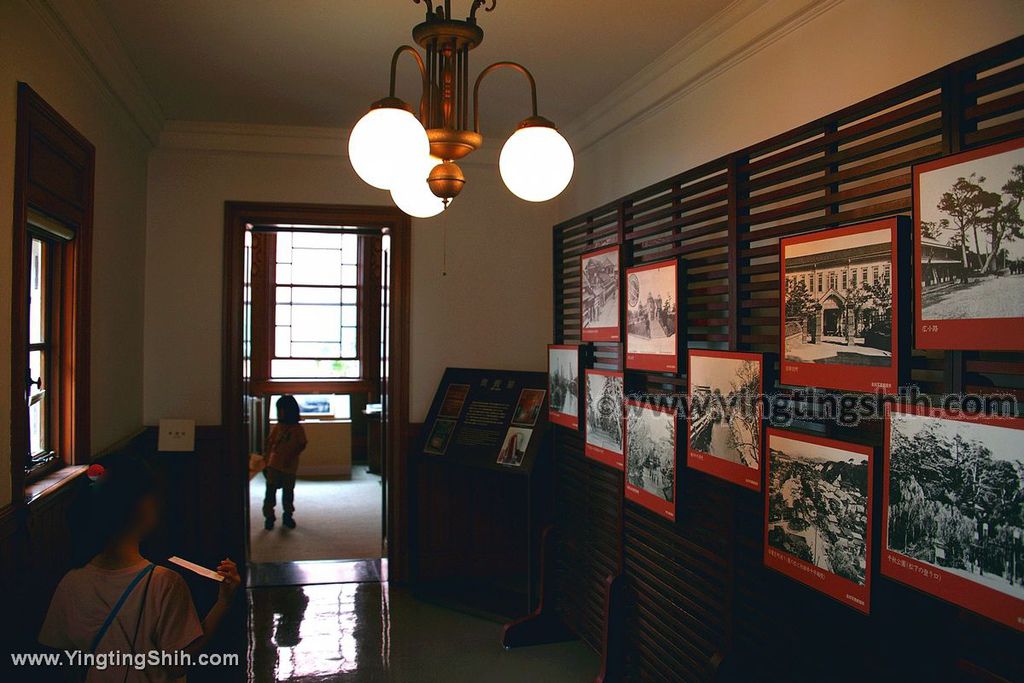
left=168, top=555, right=225, bottom=582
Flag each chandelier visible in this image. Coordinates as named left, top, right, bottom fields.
left=348, top=0, right=574, bottom=218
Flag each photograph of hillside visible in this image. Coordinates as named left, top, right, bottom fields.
left=767, top=432, right=870, bottom=585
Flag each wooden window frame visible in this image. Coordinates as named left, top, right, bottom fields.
left=10, top=83, right=93, bottom=499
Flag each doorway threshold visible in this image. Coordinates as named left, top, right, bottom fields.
left=248, top=558, right=386, bottom=588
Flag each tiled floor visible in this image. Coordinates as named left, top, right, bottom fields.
left=248, top=581, right=599, bottom=682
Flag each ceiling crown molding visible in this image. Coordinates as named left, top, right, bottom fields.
left=158, top=120, right=503, bottom=167
left=565, top=0, right=844, bottom=154
left=28, top=0, right=165, bottom=145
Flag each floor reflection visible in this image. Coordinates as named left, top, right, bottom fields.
left=247, top=580, right=598, bottom=682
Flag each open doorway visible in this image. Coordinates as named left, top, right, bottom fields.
left=222, top=203, right=410, bottom=587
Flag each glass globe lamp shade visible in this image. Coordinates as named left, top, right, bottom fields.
left=349, top=103, right=430, bottom=190
left=390, top=155, right=448, bottom=219
left=499, top=123, right=574, bottom=202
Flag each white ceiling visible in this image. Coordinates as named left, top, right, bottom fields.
left=95, top=0, right=732, bottom=136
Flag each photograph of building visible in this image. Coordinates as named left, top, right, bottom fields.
left=688, top=352, right=761, bottom=471
left=581, top=246, right=620, bottom=339
left=585, top=370, right=624, bottom=464
left=496, top=427, right=532, bottom=467
left=886, top=410, right=1024, bottom=602
left=548, top=346, right=580, bottom=428
left=626, top=403, right=676, bottom=506
left=626, top=260, right=678, bottom=370
left=767, top=432, right=870, bottom=586
left=783, top=226, right=894, bottom=367
left=917, top=141, right=1024, bottom=322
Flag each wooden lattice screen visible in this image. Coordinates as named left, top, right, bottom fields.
left=551, top=37, right=1024, bottom=682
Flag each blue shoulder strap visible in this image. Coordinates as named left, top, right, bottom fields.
left=89, top=563, right=155, bottom=654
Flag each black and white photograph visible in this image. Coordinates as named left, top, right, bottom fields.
left=624, top=401, right=676, bottom=519
left=917, top=139, right=1024, bottom=322
left=548, top=345, right=581, bottom=429
left=886, top=410, right=1024, bottom=602
left=496, top=426, right=532, bottom=467
left=688, top=351, right=762, bottom=490
left=783, top=226, right=894, bottom=368
left=767, top=432, right=870, bottom=586
left=625, top=260, right=679, bottom=371
left=581, top=245, right=621, bottom=341
left=584, top=370, right=624, bottom=467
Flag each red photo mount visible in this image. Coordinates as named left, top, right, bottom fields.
left=584, top=368, right=624, bottom=470
left=581, top=244, right=623, bottom=342
left=913, top=137, right=1024, bottom=351
left=624, top=398, right=677, bottom=522
left=882, top=404, right=1024, bottom=632
left=779, top=217, right=910, bottom=394
left=764, top=428, right=874, bottom=614
left=686, top=350, right=763, bottom=492
left=625, top=258, right=681, bottom=373
left=548, top=344, right=582, bottom=430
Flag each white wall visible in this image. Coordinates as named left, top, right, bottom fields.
left=560, top=0, right=1024, bottom=219
left=0, top=0, right=150, bottom=507
left=143, top=128, right=556, bottom=425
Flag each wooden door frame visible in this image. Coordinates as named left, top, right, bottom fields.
left=222, top=201, right=412, bottom=579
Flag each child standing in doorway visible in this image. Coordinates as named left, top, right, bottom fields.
left=263, top=395, right=308, bottom=530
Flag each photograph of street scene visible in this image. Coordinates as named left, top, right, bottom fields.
left=783, top=226, right=894, bottom=367
left=585, top=371, right=624, bottom=456
left=917, top=142, right=1024, bottom=321
left=548, top=346, right=580, bottom=424
left=626, top=403, right=676, bottom=505
left=582, top=247, right=620, bottom=337
left=626, top=262, right=678, bottom=357
left=767, top=432, right=870, bottom=585
left=887, top=410, right=1024, bottom=601
left=688, top=353, right=761, bottom=470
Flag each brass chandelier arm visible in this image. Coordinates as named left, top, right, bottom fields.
left=472, top=61, right=538, bottom=133
left=388, top=45, right=430, bottom=121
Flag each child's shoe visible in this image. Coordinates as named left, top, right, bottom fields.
left=282, top=514, right=296, bottom=529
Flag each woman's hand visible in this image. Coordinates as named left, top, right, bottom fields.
left=216, top=558, right=241, bottom=603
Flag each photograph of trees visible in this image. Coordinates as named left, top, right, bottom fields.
left=586, top=371, right=624, bottom=455
left=887, top=411, right=1024, bottom=600
left=918, top=141, right=1024, bottom=321
left=767, top=433, right=870, bottom=585
left=626, top=404, right=676, bottom=504
left=688, top=354, right=761, bottom=469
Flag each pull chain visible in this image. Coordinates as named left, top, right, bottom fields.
left=442, top=222, right=448, bottom=277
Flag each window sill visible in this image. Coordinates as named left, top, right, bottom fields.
left=25, top=465, right=87, bottom=506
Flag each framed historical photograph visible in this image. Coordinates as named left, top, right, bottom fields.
left=764, top=429, right=873, bottom=614
left=625, top=259, right=680, bottom=372
left=548, top=344, right=582, bottom=430
left=687, top=350, right=763, bottom=491
left=581, top=245, right=622, bottom=341
left=496, top=426, right=532, bottom=467
left=511, top=388, right=546, bottom=427
left=584, top=368, right=624, bottom=469
left=624, top=399, right=677, bottom=521
left=914, top=137, right=1024, bottom=350
left=882, top=405, right=1024, bottom=632
left=423, top=418, right=457, bottom=456
left=780, top=218, right=909, bottom=393
left=438, top=383, right=470, bottom=418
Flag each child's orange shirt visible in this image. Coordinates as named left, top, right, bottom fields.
left=266, top=423, right=308, bottom=474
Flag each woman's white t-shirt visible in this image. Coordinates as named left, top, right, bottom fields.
left=39, top=560, right=203, bottom=682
